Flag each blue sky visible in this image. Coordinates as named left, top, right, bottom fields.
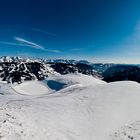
left=0, top=0, right=140, bottom=63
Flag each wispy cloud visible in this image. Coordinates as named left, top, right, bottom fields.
left=0, top=37, right=61, bottom=53
left=32, top=28, right=56, bottom=36
left=14, top=37, right=45, bottom=50
left=0, top=41, right=33, bottom=47
left=14, top=37, right=61, bottom=53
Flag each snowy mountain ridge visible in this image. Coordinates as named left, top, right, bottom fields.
left=0, top=56, right=140, bottom=84
left=0, top=56, right=101, bottom=84
left=0, top=56, right=91, bottom=64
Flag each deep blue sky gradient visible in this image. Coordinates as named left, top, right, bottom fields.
left=0, top=0, right=140, bottom=63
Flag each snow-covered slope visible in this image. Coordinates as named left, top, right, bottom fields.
left=13, top=81, right=50, bottom=95
left=11, top=73, right=104, bottom=96
left=46, top=73, right=105, bottom=87
left=0, top=74, right=139, bottom=140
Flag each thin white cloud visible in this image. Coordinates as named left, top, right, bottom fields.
left=0, top=41, right=33, bottom=47
left=14, top=37, right=61, bottom=53
left=0, top=38, right=61, bottom=53
left=14, top=37, right=45, bottom=50
left=32, top=28, right=56, bottom=36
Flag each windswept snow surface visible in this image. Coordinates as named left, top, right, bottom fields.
left=0, top=74, right=140, bottom=139
left=13, top=81, right=50, bottom=95
left=45, top=73, right=105, bottom=87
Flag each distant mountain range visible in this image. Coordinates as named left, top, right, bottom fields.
left=0, top=56, right=139, bottom=84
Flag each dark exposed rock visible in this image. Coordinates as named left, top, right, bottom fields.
left=103, top=65, right=140, bottom=83
left=0, top=62, right=54, bottom=83
left=0, top=60, right=100, bottom=84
